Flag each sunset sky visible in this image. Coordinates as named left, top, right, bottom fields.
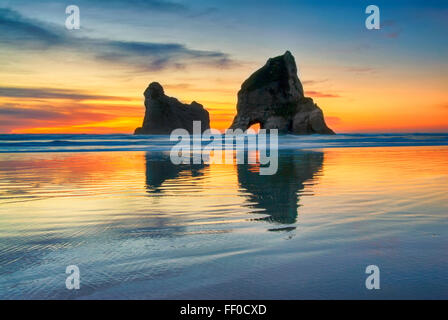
left=0, top=0, right=447, bottom=134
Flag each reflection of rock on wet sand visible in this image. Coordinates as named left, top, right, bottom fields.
left=237, top=151, right=323, bottom=226
left=142, top=152, right=207, bottom=238
left=145, top=152, right=206, bottom=193
left=144, top=151, right=323, bottom=230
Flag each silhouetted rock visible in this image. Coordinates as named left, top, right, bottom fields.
left=135, top=82, right=210, bottom=134
left=229, top=51, right=335, bottom=134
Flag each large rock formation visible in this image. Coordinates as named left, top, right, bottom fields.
left=229, top=51, right=335, bottom=134
left=134, top=82, right=210, bottom=134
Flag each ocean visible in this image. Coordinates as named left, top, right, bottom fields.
left=0, top=133, right=447, bottom=299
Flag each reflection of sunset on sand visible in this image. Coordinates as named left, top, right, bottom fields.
left=1, top=146, right=447, bottom=298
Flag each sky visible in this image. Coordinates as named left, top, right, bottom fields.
left=0, top=0, right=447, bottom=134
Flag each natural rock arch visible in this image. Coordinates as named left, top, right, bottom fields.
left=229, top=51, right=334, bottom=135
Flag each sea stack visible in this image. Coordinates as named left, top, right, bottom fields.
left=134, top=82, right=210, bottom=134
left=229, top=51, right=335, bottom=134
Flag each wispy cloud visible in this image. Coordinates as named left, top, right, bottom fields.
left=95, top=0, right=188, bottom=12
left=0, top=7, right=235, bottom=71
left=0, top=102, right=129, bottom=133
left=306, top=91, right=340, bottom=98
left=324, top=116, right=342, bottom=125
left=0, top=86, right=130, bottom=101
left=0, top=103, right=65, bottom=120
left=10, top=0, right=189, bottom=13
left=302, top=79, right=328, bottom=86
left=0, top=8, right=65, bottom=48
left=381, top=19, right=401, bottom=39
left=344, top=67, right=376, bottom=74
left=382, top=20, right=396, bottom=27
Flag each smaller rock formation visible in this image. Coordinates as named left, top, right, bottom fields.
left=229, top=51, right=335, bottom=134
left=134, top=82, right=210, bottom=134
